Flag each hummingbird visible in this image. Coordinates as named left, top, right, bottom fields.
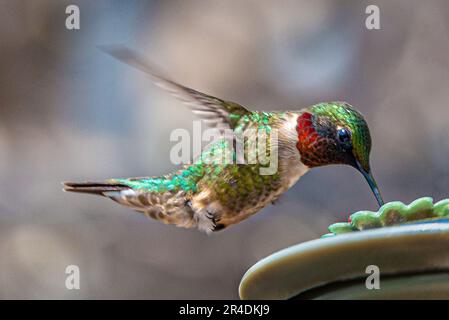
left=64, top=47, right=384, bottom=233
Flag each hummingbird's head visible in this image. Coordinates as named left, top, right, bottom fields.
left=296, top=102, right=384, bottom=207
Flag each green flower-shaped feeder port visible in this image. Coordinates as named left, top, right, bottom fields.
left=324, top=197, right=449, bottom=237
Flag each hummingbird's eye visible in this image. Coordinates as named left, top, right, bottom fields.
left=337, top=128, right=352, bottom=149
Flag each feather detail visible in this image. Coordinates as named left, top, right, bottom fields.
left=99, top=45, right=251, bottom=130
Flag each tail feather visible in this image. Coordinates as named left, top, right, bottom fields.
left=63, top=179, right=205, bottom=231
left=63, top=181, right=131, bottom=196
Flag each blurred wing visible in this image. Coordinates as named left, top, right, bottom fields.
left=100, top=46, right=251, bottom=129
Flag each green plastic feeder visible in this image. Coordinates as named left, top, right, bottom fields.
left=239, top=198, right=449, bottom=299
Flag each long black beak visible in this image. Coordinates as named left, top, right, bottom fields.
left=356, top=162, right=384, bottom=207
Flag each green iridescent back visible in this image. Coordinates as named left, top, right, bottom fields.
left=113, top=111, right=285, bottom=206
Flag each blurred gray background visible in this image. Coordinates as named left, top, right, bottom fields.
left=0, top=0, right=448, bottom=299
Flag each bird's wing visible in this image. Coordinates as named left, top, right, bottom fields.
left=100, top=46, right=251, bottom=130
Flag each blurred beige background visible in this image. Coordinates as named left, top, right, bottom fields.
left=0, top=0, right=448, bottom=299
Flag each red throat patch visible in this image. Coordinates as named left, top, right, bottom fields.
left=296, top=112, right=327, bottom=167
left=296, top=112, right=317, bottom=148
